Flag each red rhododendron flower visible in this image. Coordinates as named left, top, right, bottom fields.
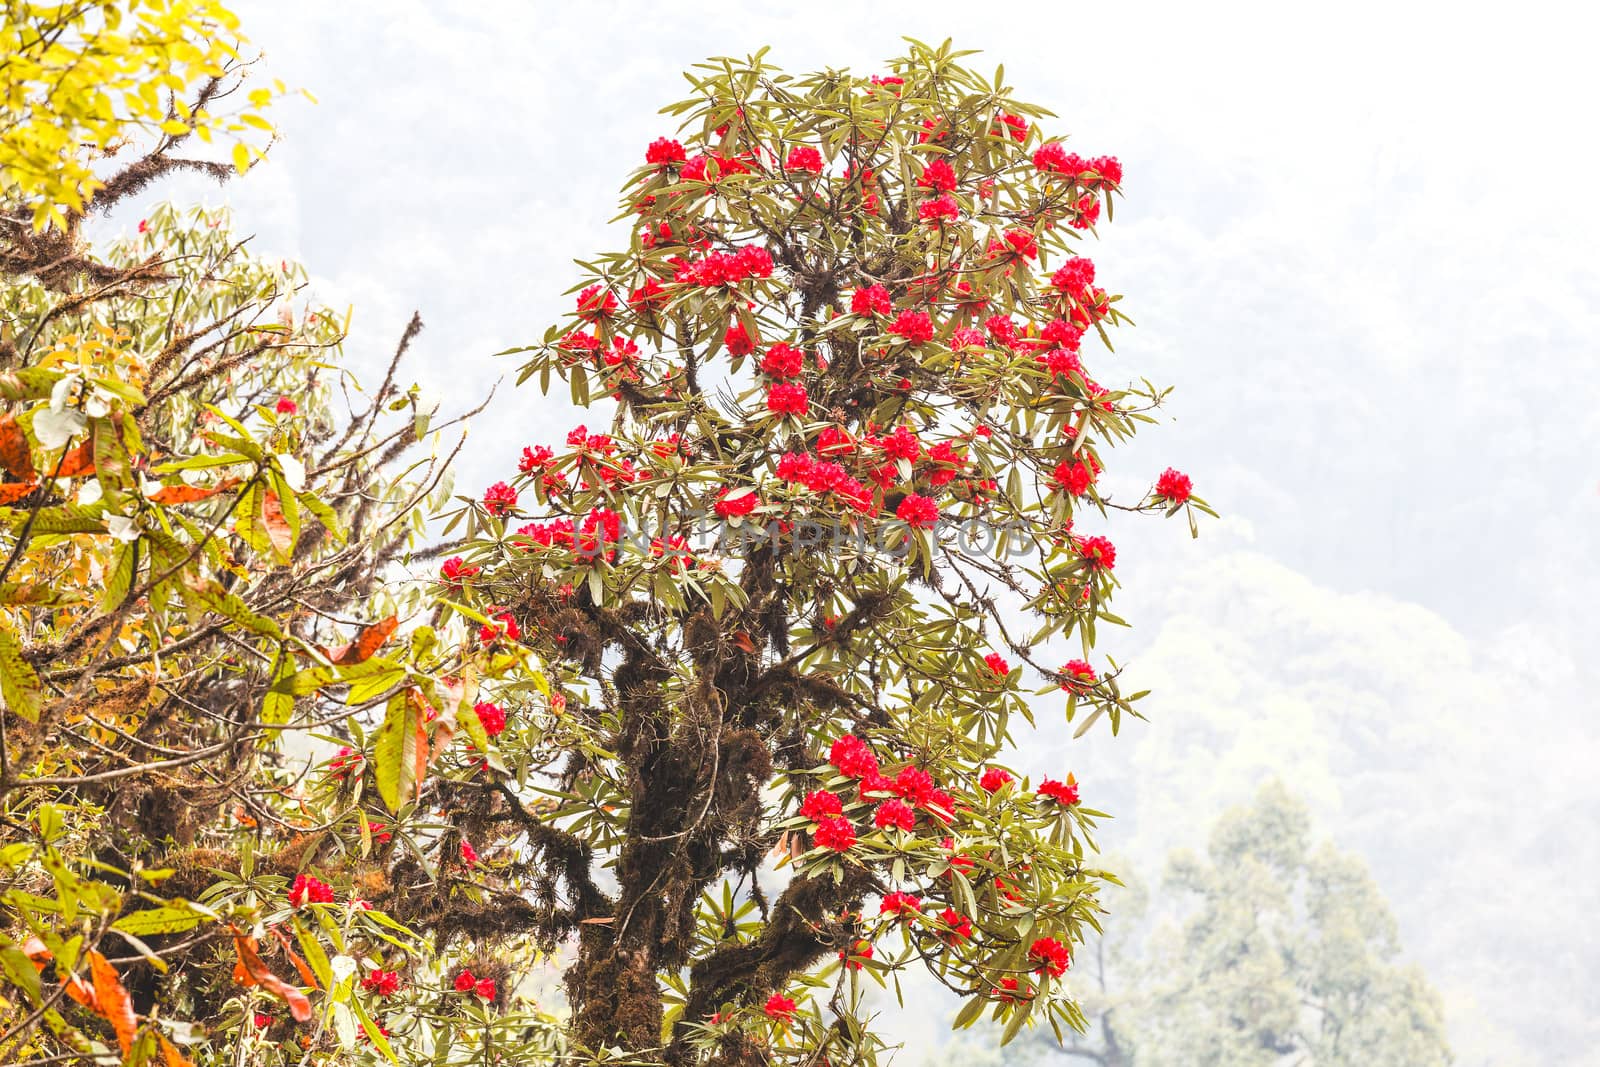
left=813, top=816, right=857, bottom=852
left=361, top=969, right=401, bottom=997
left=474, top=701, right=507, bottom=736
left=289, top=874, right=333, bottom=908
left=439, top=556, right=479, bottom=584
left=1053, top=459, right=1096, bottom=497
left=1051, top=256, right=1096, bottom=296
left=949, top=326, right=986, bottom=352
left=873, top=799, right=916, bottom=831
left=889, top=309, right=936, bottom=343
left=1077, top=534, right=1116, bottom=570
left=475, top=977, right=496, bottom=1001
left=575, top=285, right=617, bottom=320
left=646, top=137, right=686, bottom=166
left=454, top=970, right=476, bottom=992
left=478, top=611, right=520, bottom=646
left=460, top=839, right=479, bottom=865
left=850, top=285, right=892, bottom=316
left=993, top=977, right=1030, bottom=1003
left=368, top=820, right=392, bottom=844
left=724, top=322, right=756, bottom=356
left=978, top=767, right=1013, bottom=793
left=880, top=891, right=922, bottom=919
left=1038, top=776, right=1081, bottom=805
left=1033, top=142, right=1086, bottom=175
left=253, top=1012, right=272, bottom=1029
left=1155, top=467, right=1193, bottom=504
left=828, top=735, right=879, bottom=778
left=839, top=939, right=874, bottom=969
left=676, top=246, right=774, bottom=287
left=1029, top=936, right=1072, bottom=977
left=759, top=342, right=805, bottom=379
left=800, top=789, right=844, bottom=821
left=1071, top=194, right=1101, bottom=229
left=764, top=993, right=798, bottom=1021
left=519, top=445, right=553, bottom=473
left=274, top=396, right=298, bottom=415
left=1041, top=317, right=1084, bottom=350
left=918, top=193, right=959, bottom=225
left=984, top=652, right=1010, bottom=676
left=817, top=425, right=854, bottom=456
left=766, top=382, right=808, bottom=416
left=995, top=112, right=1029, bottom=142
left=785, top=146, right=824, bottom=174
left=628, top=278, right=668, bottom=310
left=892, top=766, right=936, bottom=805
left=997, top=228, right=1037, bottom=260
left=482, top=481, right=517, bottom=515
left=329, top=746, right=362, bottom=779
left=1090, top=155, right=1123, bottom=184
left=896, top=493, right=938, bottom=528
left=938, top=907, right=973, bottom=942
left=882, top=426, right=920, bottom=461
left=916, top=158, right=957, bottom=192
left=714, top=487, right=759, bottom=517
left=1060, top=659, right=1097, bottom=691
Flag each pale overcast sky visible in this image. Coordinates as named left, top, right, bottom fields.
left=104, top=1, right=1599, bottom=1061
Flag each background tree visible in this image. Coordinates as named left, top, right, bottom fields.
left=447, top=40, right=1211, bottom=1066
left=932, top=782, right=1452, bottom=1066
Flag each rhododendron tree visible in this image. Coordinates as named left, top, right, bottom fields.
left=445, top=39, right=1213, bottom=1064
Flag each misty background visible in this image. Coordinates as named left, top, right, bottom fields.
left=93, top=2, right=1599, bottom=1062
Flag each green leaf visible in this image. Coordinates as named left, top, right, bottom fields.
left=372, top=688, right=424, bottom=814
left=262, top=648, right=296, bottom=725
left=112, top=906, right=206, bottom=937
left=0, top=619, right=43, bottom=723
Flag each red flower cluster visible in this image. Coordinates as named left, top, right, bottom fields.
left=575, top=285, right=617, bottom=320
left=800, top=789, right=844, bottom=821
left=879, top=891, right=922, bottom=919
left=813, top=816, right=857, bottom=852
left=889, top=309, right=935, bottom=344
left=473, top=701, right=507, bottom=736
left=482, top=481, right=517, bottom=516
left=978, top=767, right=1013, bottom=793
left=724, top=322, right=757, bottom=356
left=939, top=907, right=974, bottom=942
left=874, top=799, right=916, bottom=831
left=289, top=874, right=333, bottom=908
left=361, top=969, right=401, bottom=997
left=1077, top=534, right=1116, bottom=570
left=1050, top=256, right=1096, bottom=296
left=518, top=445, right=553, bottom=473
left=453, top=970, right=497, bottom=1000
left=1060, top=659, right=1097, bottom=691
left=759, top=342, right=805, bottom=379
left=439, top=556, right=479, bottom=584
left=918, top=193, right=959, bottom=225
left=1032, top=143, right=1124, bottom=186
left=994, top=112, right=1029, bottom=142
left=984, top=652, right=1010, bottom=677
left=839, top=939, right=874, bottom=970
left=916, top=158, right=957, bottom=192
left=1037, top=776, right=1080, bottom=805
left=674, top=246, right=773, bottom=287
left=1028, top=936, right=1072, bottom=977
left=895, top=493, right=939, bottom=528
left=460, top=839, right=479, bottom=866
left=851, top=284, right=892, bottom=316
left=714, top=487, right=759, bottom=517
left=764, top=993, right=798, bottom=1021
left=785, top=146, right=824, bottom=174
left=274, top=396, right=298, bottom=415
left=330, top=746, right=362, bottom=779
left=645, top=137, right=686, bottom=166
left=1155, top=467, right=1193, bottom=503
left=766, top=382, right=808, bottom=416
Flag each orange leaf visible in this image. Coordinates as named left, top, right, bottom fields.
left=0, top=414, right=35, bottom=481
left=20, top=936, right=96, bottom=1007
left=731, top=631, right=757, bottom=653
left=158, top=1033, right=197, bottom=1067
left=268, top=926, right=318, bottom=990
left=0, top=481, right=36, bottom=505
left=331, top=615, right=399, bottom=665
left=87, top=949, right=138, bottom=1057
left=233, top=935, right=312, bottom=1023
left=149, top=477, right=239, bottom=505
left=261, top=490, right=295, bottom=559
left=55, top=438, right=96, bottom=478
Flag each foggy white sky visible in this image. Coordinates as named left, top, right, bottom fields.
left=104, top=1, right=1600, bottom=1061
